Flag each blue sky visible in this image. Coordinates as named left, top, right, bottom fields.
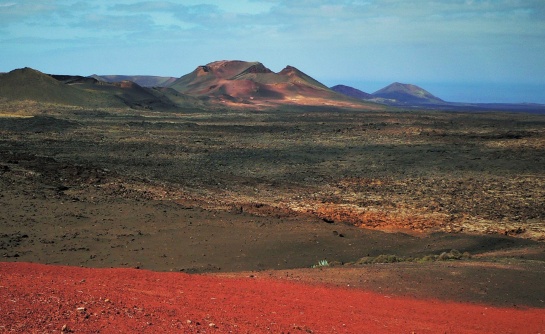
left=1, top=0, right=544, bottom=103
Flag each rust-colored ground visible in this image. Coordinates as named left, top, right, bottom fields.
left=1, top=108, right=545, bottom=333
left=1, top=262, right=544, bottom=333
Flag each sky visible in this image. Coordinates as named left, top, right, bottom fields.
left=1, top=0, right=545, bottom=103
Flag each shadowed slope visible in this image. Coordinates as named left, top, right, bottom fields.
left=331, top=84, right=373, bottom=99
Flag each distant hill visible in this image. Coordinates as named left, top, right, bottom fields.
left=91, top=75, right=177, bottom=88
left=167, top=61, right=280, bottom=99
left=80, top=79, right=177, bottom=110
left=152, top=87, right=206, bottom=109
left=50, top=74, right=100, bottom=85
left=372, top=82, right=445, bottom=105
left=0, top=68, right=177, bottom=110
left=0, top=68, right=91, bottom=105
left=0, top=64, right=384, bottom=111
left=166, top=60, right=380, bottom=109
left=331, top=82, right=545, bottom=112
left=166, top=60, right=327, bottom=99
left=9, top=64, right=542, bottom=113
left=330, top=85, right=373, bottom=99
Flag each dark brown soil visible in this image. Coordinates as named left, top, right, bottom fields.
left=1, top=150, right=542, bottom=274
left=217, top=260, right=545, bottom=308
left=1, top=107, right=545, bottom=319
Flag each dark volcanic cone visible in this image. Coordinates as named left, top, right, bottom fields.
left=372, top=82, right=445, bottom=104
left=331, top=85, right=373, bottom=99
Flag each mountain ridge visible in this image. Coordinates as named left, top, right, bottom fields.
left=1, top=64, right=543, bottom=113
left=331, top=82, right=545, bottom=112
left=91, top=75, right=177, bottom=88
left=0, top=67, right=177, bottom=110
left=157, top=60, right=383, bottom=109
left=330, top=85, right=373, bottom=100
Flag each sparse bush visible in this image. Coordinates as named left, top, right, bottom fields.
left=328, top=260, right=343, bottom=267
left=450, top=249, right=462, bottom=258
left=355, top=257, right=373, bottom=265
left=356, top=254, right=407, bottom=264
left=354, top=249, right=472, bottom=266
left=437, top=249, right=465, bottom=261
left=372, top=254, right=401, bottom=264
left=437, top=252, right=450, bottom=261
left=311, top=259, right=329, bottom=268
left=418, top=255, right=437, bottom=263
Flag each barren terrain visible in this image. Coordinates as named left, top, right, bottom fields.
left=1, top=105, right=545, bottom=332
left=2, top=262, right=545, bottom=333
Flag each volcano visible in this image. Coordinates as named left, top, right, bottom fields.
left=0, top=67, right=90, bottom=105
left=166, top=60, right=371, bottom=107
left=0, top=67, right=176, bottom=110
left=331, top=84, right=373, bottom=99
left=372, top=82, right=445, bottom=105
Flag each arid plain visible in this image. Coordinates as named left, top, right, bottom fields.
left=1, top=63, right=545, bottom=332
left=2, top=105, right=545, bottom=285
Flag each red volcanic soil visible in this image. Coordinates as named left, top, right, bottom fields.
left=1, top=262, right=544, bottom=333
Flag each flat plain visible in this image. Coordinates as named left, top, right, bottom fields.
left=1, top=105, right=545, bottom=332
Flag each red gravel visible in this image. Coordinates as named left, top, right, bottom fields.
left=1, top=262, right=544, bottom=333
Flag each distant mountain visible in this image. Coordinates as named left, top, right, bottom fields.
left=11, top=64, right=542, bottom=113
left=83, top=79, right=178, bottom=110
left=168, top=61, right=281, bottom=99
left=50, top=74, right=100, bottom=85
left=166, top=60, right=379, bottom=109
left=0, top=63, right=386, bottom=111
left=0, top=67, right=176, bottom=110
left=372, top=82, right=445, bottom=105
left=330, top=85, right=372, bottom=99
left=331, top=82, right=545, bottom=112
left=0, top=67, right=90, bottom=105
left=91, top=75, right=177, bottom=88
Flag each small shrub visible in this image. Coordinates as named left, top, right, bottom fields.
left=437, top=249, right=464, bottom=261
left=352, top=250, right=472, bottom=266
left=418, top=255, right=437, bottom=263
left=372, top=254, right=401, bottom=264
left=450, top=249, right=462, bottom=258
left=312, top=259, right=329, bottom=268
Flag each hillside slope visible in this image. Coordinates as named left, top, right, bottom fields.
left=91, top=75, right=177, bottom=88
left=167, top=60, right=381, bottom=109
left=372, top=82, right=445, bottom=104
left=331, top=84, right=373, bottom=99
left=0, top=68, right=177, bottom=110
left=0, top=68, right=91, bottom=106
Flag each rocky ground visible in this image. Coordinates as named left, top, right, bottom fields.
left=1, top=106, right=545, bottom=332
left=2, top=262, right=545, bottom=333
